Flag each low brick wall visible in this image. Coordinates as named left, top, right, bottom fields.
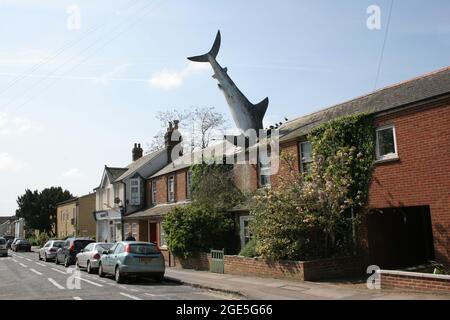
left=379, top=270, right=450, bottom=293
left=172, top=253, right=363, bottom=281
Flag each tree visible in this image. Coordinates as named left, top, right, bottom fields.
left=250, top=150, right=356, bottom=261
left=163, top=204, right=237, bottom=258
left=16, top=187, right=73, bottom=236
left=147, top=107, right=228, bottom=152
left=190, top=162, right=244, bottom=211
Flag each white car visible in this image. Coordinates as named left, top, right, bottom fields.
left=0, top=237, right=8, bottom=257
left=38, top=240, right=64, bottom=262
left=76, top=242, right=113, bottom=274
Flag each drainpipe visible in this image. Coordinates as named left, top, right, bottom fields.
left=351, top=207, right=356, bottom=255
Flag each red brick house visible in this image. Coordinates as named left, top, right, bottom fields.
left=272, top=67, right=450, bottom=269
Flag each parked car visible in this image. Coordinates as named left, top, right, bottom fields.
left=11, top=239, right=31, bottom=252
left=38, top=240, right=64, bottom=262
left=76, top=242, right=113, bottom=274
left=98, top=241, right=165, bottom=283
left=55, top=237, right=95, bottom=267
left=0, top=237, right=8, bottom=257
left=2, top=236, right=14, bottom=249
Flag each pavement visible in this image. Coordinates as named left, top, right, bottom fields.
left=0, top=250, right=233, bottom=300
left=165, top=267, right=450, bottom=300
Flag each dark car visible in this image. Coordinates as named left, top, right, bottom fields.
left=55, top=237, right=95, bottom=267
left=11, top=239, right=31, bottom=252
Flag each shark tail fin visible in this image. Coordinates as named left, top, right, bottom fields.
left=187, top=30, right=221, bottom=62
left=254, top=97, right=269, bottom=121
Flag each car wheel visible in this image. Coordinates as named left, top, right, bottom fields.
left=115, top=266, right=125, bottom=284
left=75, top=260, right=80, bottom=269
left=64, top=257, right=70, bottom=268
left=153, top=274, right=164, bottom=283
left=44, top=254, right=48, bottom=262
left=55, top=255, right=59, bottom=265
left=38, top=253, right=41, bottom=260
left=87, top=261, right=93, bottom=274
left=98, top=263, right=105, bottom=278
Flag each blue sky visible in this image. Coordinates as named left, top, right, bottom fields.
left=0, top=0, right=449, bottom=216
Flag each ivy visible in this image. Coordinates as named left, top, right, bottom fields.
left=308, top=113, right=375, bottom=210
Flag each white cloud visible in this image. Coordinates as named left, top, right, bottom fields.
left=61, top=168, right=84, bottom=180
left=149, top=61, right=210, bottom=90
left=0, top=153, right=28, bottom=172
left=0, top=112, right=44, bottom=136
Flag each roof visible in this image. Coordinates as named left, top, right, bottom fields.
left=105, top=166, right=128, bottom=182
left=0, top=216, right=15, bottom=225
left=114, top=148, right=165, bottom=182
left=279, top=66, right=450, bottom=142
left=150, top=140, right=239, bottom=178
left=55, top=193, right=94, bottom=207
left=124, top=201, right=190, bottom=219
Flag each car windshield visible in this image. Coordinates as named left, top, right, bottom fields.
left=129, top=244, right=159, bottom=255
left=0, top=238, right=6, bottom=245
left=53, top=241, right=64, bottom=248
left=19, top=240, right=29, bottom=245
left=74, top=240, right=94, bottom=250
left=96, top=244, right=113, bottom=251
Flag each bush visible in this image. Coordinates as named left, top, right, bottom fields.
left=239, top=238, right=258, bottom=257
left=163, top=204, right=239, bottom=258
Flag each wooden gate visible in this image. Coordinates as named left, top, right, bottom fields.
left=210, top=249, right=224, bottom=274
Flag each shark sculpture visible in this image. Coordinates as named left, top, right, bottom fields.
left=188, top=30, right=269, bottom=132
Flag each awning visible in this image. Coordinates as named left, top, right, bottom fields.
left=124, top=202, right=190, bottom=220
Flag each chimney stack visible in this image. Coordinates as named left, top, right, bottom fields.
left=132, top=143, right=143, bottom=161
left=164, top=120, right=182, bottom=162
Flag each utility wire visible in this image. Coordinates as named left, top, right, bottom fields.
left=374, top=0, right=395, bottom=90
left=7, top=0, right=162, bottom=115
left=0, top=0, right=141, bottom=99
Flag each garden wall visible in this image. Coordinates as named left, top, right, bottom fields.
left=378, top=270, right=450, bottom=293
left=173, top=253, right=364, bottom=281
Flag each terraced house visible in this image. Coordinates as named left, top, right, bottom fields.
left=272, top=66, right=450, bottom=269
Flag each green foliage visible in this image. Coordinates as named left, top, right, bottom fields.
left=308, top=113, right=375, bottom=209
left=239, top=238, right=258, bottom=258
left=191, top=162, right=244, bottom=211
left=250, top=113, right=375, bottom=261
left=16, top=187, right=73, bottom=236
left=163, top=204, right=238, bottom=258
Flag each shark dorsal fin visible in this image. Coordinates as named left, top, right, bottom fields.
left=254, top=97, right=269, bottom=121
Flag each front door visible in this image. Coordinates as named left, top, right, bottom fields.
left=149, top=223, right=158, bottom=245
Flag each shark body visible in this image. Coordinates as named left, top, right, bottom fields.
left=188, top=30, right=269, bottom=132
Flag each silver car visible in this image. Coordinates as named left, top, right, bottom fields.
left=0, top=237, right=7, bottom=257
left=38, top=240, right=64, bottom=262
left=76, top=242, right=113, bottom=274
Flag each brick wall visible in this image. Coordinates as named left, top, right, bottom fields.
left=379, top=270, right=450, bottom=293
left=272, top=140, right=300, bottom=187
left=368, top=102, right=450, bottom=266
left=147, top=169, right=189, bottom=206
left=172, top=253, right=364, bottom=281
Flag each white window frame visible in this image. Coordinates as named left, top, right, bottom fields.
left=151, top=180, right=157, bottom=205
left=300, top=141, right=313, bottom=173
left=258, top=150, right=271, bottom=187
left=168, top=176, right=175, bottom=203
left=376, top=124, right=398, bottom=161
left=130, top=178, right=140, bottom=206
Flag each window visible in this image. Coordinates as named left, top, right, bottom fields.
left=259, top=151, right=271, bottom=187
left=151, top=180, right=157, bottom=205
left=186, top=171, right=192, bottom=199
left=168, top=176, right=175, bottom=203
left=106, top=188, right=111, bottom=205
left=130, top=178, right=140, bottom=206
left=124, top=223, right=130, bottom=235
left=376, top=125, right=398, bottom=160
left=114, top=243, right=124, bottom=254
left=239, top=216, right=253, bottom=249
left=131, top=223, right=138, bottom=239
left=84, top=243, right=94, bottom=252
left=300, top=141, right=313, bottom=174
